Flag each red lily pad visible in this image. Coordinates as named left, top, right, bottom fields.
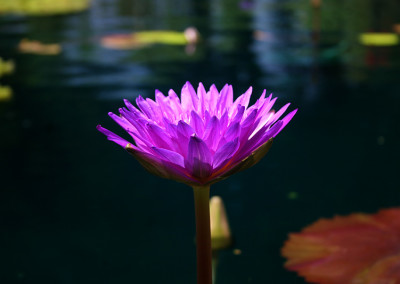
left=281, top=208, right=400, bottom=284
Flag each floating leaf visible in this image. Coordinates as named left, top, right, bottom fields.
left=101, top=27, right=199, bottom=50
left=282, top=208, right=400, bottom=284
left=359, top=33, right=399, bottom=46
left=0, top=0, right=91, bottom=16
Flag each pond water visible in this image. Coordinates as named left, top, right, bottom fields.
left=1, top=0, right=400, bottom=283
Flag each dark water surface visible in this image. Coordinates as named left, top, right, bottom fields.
left=1, top=0, right=400, bottom=283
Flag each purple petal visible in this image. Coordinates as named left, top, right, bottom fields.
left=123, top=99, right=145, bottom=118
left=119, top=108, right=147, bottom=135
left=197, top=82, right=207, bottom=117
left=268, top=103, right=290, bottom=126
left=254, top=90, right=267, bottom=107
left=219, top=111, right=229, bottom=132
left=213, top=138, right=240, bottom=169
left=167, top=121, right=195, bottom=158
left=204, top=110, right=212, bottom=125
left=207, top=84, right=219, bottom=116
left=108, top=112, right=132, bottom=131
left=136, top=95, right=155, bottom=119
left=126, top=145, right=197, bottom=185
left=97, top=125, right=131, bottom=148
left=241, top=109, right=258, bottom=128
left=167, top=89, right=183, bottom=115
left=177, top=120, right=195, bottom=137
left=151, top=147, right=185, bottom=168
left=216, top=84, right=230, bottom=115
left=254, top=121, right=283, bottom=150
left=274, top=108, right=298, bottom=136
left=230, top=105, right=245, bottom=125
left=185, top=136, right=212, bottom=178
left=203, top=116, right=221, bottom=152
left=238, top=109, right=258, bottom=142
left=259, top=95, right=276, bottom=116
left=156, top=90, right=176, bottom=122
left=181, top=81, right=198, bottom=112
left=146, top=123, right=173, bottom=149
left=237, top=86, right=253, bottom=109
left=223, top=122, right=240, bottom=142
left=164, top=118, right=177, bottom=136
left=190, top=110, right=205, bottom=137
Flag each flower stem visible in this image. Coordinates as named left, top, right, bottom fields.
left=193, top=185, right=212, bottom=284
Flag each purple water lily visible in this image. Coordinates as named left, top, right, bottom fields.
left=97, top=82, right=296, bottom=186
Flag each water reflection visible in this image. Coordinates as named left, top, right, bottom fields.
left=0, top=57, right=14, bottom=101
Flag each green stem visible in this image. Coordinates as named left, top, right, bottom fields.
left=193, top=185, right=212, bottom=284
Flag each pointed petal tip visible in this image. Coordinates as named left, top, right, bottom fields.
left=184, top=81, right=194, bottom=88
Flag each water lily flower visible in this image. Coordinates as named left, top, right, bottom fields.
left=281, top=208, right=400, bottom=284
left=97, top=82, right=296, bottom=284
left=97, top=82, right=296, bottom=187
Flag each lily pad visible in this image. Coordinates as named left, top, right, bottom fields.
left=282, top=208, right=400, bottom=284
